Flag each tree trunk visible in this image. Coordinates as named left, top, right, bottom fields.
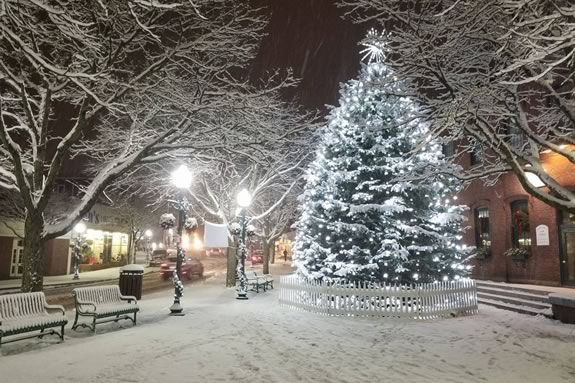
left=21, top=211, right=46, bottom=292
left=263, top=240, right=271, bottom=275
left=271, top=244, right=275, bottom=264
left=127, top=233, right=134, bottom=264
left=226, top=245, right=237, bottom=287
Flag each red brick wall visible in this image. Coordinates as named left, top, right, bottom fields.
left=44, top=238, right=70, bottom=276
left=0, top=236, right=14, bottom=280
left=460, top=172, right=562, bottom=286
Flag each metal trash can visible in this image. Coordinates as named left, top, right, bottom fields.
left=119, top=264, right=145, bottom=300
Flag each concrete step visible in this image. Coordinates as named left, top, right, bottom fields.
left=477, top=292, right=550, bottom=310
left=479, top=298, right=551, bottom=317
left=477, top=285, right=550, bottom=304
left=476, top=281, right=550, bottom=296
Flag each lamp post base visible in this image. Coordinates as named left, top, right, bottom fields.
left=169, top=301, right=185, bottom=316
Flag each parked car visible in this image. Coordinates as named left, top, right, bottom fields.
left=206, top=248, right=225, bottom=257
left=160, top=256, right=204, bottom=280
left=149, top=249, right=169, bottom=267
left=248, top=252, right=263, bottom=265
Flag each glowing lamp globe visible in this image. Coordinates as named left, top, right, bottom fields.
left=171, top=165, right=192, bottom=189
left=74, top=222, right=86, bottom=234
left=237, top=189, right=252, bottom=208
left=145, top=229, right=152, bottom=238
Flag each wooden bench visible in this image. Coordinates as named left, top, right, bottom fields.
left=0, top=292, right=67, bottom=346
left=72, top=285, right=139, bottom=333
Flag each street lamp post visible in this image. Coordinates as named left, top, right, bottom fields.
left=170, top=164, right=192, bottom=315
left=236, top=189, right=252, bottom=300
left=72, top=222, right=86, bottom=280
left=145, top=229, right=152, bottom=263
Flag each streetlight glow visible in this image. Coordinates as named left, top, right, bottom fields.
left=171, top=164, right=192, bottom=189
left=237, top=189, right=252, bottom=208
left=526, top=171, right=545, bottom=188
left=145, top=229, right=152, bottom=238
left=74, top=222, right=86, bottom=234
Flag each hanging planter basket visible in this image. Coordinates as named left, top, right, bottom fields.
left=160, top=213, right=176, bottom=230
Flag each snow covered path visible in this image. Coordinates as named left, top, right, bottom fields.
left=1, top=270, right=574, bottom=383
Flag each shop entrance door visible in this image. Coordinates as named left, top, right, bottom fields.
left=560, top=226, right=575, bottom=286
left=10, top=239, right=24, bottom=276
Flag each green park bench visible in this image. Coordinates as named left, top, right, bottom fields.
left=0, top=292, right=67, bottom=346
left=72, top=285, right=139, bottom=333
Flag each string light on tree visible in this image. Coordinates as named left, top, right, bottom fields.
left=293, top=29, right=470, bottom=284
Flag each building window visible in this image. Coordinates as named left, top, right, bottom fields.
left=470, top=144, right=483, bottom=166
left=474, top=207, right=491, bottom=248
left=54, top=183, right=66, bottom=194
left=502, top=120, right=527, bottom=150
left=511, top=200, right=531, bottom=248
left=561, top=210, right=575, bottom=225
left=442, top=142, right=454, bottom=157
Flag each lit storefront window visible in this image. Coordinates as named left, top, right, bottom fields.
left=84, top=229, right=129, bottom=264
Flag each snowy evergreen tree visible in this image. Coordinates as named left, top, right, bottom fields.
left=294, top=31, right=470, bottom=284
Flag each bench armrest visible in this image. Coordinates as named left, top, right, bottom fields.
left=120, top=295, right=138, bottom=304
left=44, top=303, right=66, bottom=316
left=75, top=300, right=97, bottom=311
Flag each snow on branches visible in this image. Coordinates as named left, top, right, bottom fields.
left=0, top=1, right=313, bottom=291
left=339, top=0, right=575, bottom=212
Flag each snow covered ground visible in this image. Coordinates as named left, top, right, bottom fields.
left=1, top=266, right=574, bottom=383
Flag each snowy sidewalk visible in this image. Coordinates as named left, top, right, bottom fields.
left=0, top=266, right=160, bottom=291
left=1, top=272, right=575, bottom=382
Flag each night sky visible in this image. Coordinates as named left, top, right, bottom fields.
left=251, top=0, right=367, bottom=110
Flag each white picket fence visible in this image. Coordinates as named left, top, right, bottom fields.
left=279, top=275, right=478, bottom=320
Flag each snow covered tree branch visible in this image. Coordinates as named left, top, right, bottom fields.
left=0, top=0, right=305, bottom=291
left=339, top=0, right=575, bottom=212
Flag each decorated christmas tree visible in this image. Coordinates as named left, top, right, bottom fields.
left=294, top=30, right=470, bottom=284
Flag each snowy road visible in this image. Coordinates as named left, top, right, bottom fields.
left=1, top=267, right=574, bottom=383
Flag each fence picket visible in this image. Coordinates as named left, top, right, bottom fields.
left=278, top=275, right=477, bottom=320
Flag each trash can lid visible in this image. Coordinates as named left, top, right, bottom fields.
left=120, top=264, right=145, bottom=273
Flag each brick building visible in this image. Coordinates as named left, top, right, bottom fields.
left=459, top=148, right=575, bottom=287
